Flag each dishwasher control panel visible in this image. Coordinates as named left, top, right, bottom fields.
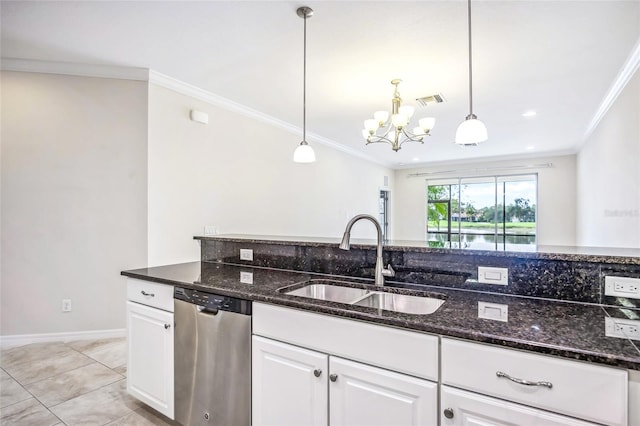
left=174, top=287, right=252, bottom=315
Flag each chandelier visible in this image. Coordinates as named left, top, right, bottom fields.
left=362, top=79, right=436, bottom=152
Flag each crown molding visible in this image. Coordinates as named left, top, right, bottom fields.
left=581, top=36, right=640, bottom=145
left=148, top=70, right=390, bottom=168
left=0, top=58, right=149, bottom=81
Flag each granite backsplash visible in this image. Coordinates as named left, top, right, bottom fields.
left=197, top=236, right=640, bottom=308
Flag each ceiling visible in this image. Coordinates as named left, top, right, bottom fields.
left=2, top=1, right=639, bottom=169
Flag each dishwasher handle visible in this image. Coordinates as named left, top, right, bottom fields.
left=197, top=305, right=219, bottom=315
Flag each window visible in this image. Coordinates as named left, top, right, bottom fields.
left=427, top=174, right=537, bottom=251
left=379, top=190, right=389, bottom=240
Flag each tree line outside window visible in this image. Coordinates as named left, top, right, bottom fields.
left=426, top=174, right=537, bottom=251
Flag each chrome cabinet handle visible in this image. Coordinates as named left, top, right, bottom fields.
left=496, top=371, right=553, bottom=389
left=313, top=369, right=322, bottom=377
left=140, top=290, right=155, bottom=297
left=164, top=324, right=171, bottom=329
left=329, top=374, right=338, bottom=382
left=443, top=408, right=454, bottom=419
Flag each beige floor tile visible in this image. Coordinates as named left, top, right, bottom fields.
left=0, top=342, right=69, bottom=370
left=107, top=405, right=177, bottom=426
left=0, top=369, right=32, bottom=409
left=50, top=379, right=141, bottom=425
left=67, top=337, right=125, bottom=354
left=0, top=397, right=60, bottom=426
left=2, top=348, right=94, bottom=385
left=113, top=364, right=127, bottom=376
left=81, top=339, right=127, bottom=369
left=25, top=362, right=124, bottom=407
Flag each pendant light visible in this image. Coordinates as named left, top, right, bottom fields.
left=293, top=6, right=316, bottom=163
left=455, top=0, right=488, bottom=145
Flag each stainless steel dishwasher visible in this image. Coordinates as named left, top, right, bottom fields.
left=174, top=287, right=251, bottom=426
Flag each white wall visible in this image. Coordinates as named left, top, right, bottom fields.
left=1, top=72, right=148, bottom=336
left=577, top=69, right=640, bottom=248
left=147, top=84, right=394, bottom=266
left=393, top=155, right=577, bottom=246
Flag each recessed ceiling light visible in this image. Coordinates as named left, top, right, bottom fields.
left=522, top=111, right=537, bottom=118
left=412, top=157, right=420, bottom=162
left=526, top=146, right=535, bottom=150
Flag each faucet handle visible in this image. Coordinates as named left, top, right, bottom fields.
left=382, top=264, right=395, bottom=277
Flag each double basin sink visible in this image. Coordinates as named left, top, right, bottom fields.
left=280, top=279, right=445, bottom=315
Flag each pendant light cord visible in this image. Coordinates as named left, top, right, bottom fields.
left=467, top=0, right=474, bottom=116
left=302, top=12, right=307, bottom=142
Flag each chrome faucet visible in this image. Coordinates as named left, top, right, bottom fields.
left=339, top=214, right=395, bottom=286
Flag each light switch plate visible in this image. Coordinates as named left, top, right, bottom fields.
left=478, top=266, right=509, bottom=285
left=604, top=276, right=640, bottom=299
left=240, top=249, right=253, bottom=261
left=478, top=301, right=508, bottom=322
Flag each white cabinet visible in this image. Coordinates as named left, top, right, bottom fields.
left=330, top=357, right=437, bottom=426
left=441, top=338, right=628, bottom=426
left=441, top=386, right=597, bottom=426
left=252, top=336, right=437, bottom=426
left=252, top=303, right=439, bottom=426
left=252, top=336, right=327, bottom=426
left=126, top=279, right=174, bottom=419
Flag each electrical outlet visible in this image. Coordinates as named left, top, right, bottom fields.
left=478, top=267, right=509, bottom=285
left=62, top=299, right=72, bottom=313
left=240, top=271, right=254, bottom=284
left=478, top=301, right=508, bottom=322
left=605, top=317, right=640, bottom=340
left=604, top=276, right=640, bottom=299
left=240, top=249, right=253, bottom=261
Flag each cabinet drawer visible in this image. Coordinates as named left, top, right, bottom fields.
left=441, top=338, right=627, bottom=426
left=127, top=278, right=174, bottom=312
left=253, top=303, right=438, bottom=381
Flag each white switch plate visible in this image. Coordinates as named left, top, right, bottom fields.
left=604, top=276, right=640, bottom=299
left=62, top=299, right=72, bottom=313
left=605, top=317, right=640, bottom=340
left=240, top=249, right=253, bottom=261
left=478, top=301, right=508, bottom=322
left=204, top=225, right=219, bottom=236
left=478, top=266, right=509, bottom=285
left=240, top=271, right=254, bottom=284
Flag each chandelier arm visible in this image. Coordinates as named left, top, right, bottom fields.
left=366, top=135, right=394, bottom=145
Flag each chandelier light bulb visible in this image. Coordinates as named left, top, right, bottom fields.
left=374, top=111, right=389, bottom=125
left=419, top=117, right=436, bottom=132
left=398, top=105, right=415, bottom=119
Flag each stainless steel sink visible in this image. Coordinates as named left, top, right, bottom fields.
left=352, top=292, right=444, bottom=315
left=284, top=283, right=369, bottom=304
left=280, top=279, right=445, bottom=315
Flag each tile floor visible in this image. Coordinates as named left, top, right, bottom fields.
left=0, top=337, right=177, bottom=425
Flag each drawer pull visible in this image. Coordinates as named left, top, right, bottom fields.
left=496, top=371, right=553, bottom=389
left=140, top=290, right=155, bottom=297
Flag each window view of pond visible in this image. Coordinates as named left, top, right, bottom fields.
left=427, top=175, right=537, bottom=251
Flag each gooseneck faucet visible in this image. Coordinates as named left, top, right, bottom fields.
left=339, top=214, right=395, bottom=286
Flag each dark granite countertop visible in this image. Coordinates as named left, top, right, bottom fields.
left=122, top=261, right=640, bottom=371
left=194, top=234, right=640, bottom=265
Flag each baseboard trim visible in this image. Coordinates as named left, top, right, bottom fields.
left=0, top=328, right=126, bottom=349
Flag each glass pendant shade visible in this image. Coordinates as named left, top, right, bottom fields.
left=364, top=119, right=378, bottom=132
left=419, top=117, right=436, bottom=132
left=374, top=111, right=389, bottom=124
left=398, top=105, right=415, bottom=119
left=293, top=142, right=316, bottom=163
left=391, top=113, right=408, bottom=128
left=455, top=116, right=488, bottom=145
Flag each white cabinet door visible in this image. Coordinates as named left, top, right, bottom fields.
left=252, top=336, right=328, bottom=426
left=126, top=301, right=174, bottom=419
left=329, top=357, right=437, bottom=426
left=441, top=386, right=597, bottom=426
